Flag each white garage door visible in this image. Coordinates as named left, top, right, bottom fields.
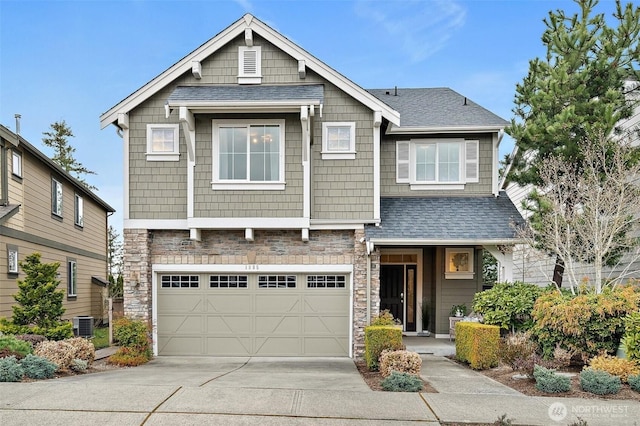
left=157, top=273, right=350, bottom=356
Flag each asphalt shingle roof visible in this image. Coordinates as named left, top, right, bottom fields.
left=367, top=87, right=509, bottom=129
left=168, top=84, right=324, bottom=103
left=365, top=192, right=523, bottom=242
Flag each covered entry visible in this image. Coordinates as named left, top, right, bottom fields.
left=155, top=270, right=351, bottom=356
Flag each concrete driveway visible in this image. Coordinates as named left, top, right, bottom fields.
left=0, top=357, right=439, bottom=425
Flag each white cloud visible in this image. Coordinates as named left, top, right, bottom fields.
left=355, top=0, right=466, bottom=62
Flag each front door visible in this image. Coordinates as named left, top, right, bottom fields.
left=380, top=264, right=418, bottom=331
left=380, top=265, right=404, bottom=324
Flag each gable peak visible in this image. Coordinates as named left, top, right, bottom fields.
left=243, top=14, right=254, bottom=26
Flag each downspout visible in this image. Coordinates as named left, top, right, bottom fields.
left=366, top=240, right=374, bottom=325
left=0, top=137, right=7, bottom=205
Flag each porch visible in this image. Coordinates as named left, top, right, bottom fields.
left=403, top=335, right=456, bottom=357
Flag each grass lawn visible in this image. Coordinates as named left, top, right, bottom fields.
left=91, top=326, right=110, bottom=349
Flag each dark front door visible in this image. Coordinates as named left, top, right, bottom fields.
left=380, top=265, right=404, bottom=325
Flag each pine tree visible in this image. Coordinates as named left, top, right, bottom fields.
left=507, top=0, right=640, bottom=286
left=42, top=120, right=97, bottom=190
left=12, top=253, right=66, bottom=330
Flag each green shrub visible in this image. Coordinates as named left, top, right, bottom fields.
left=0, top=335, right=33, bottom=358
left=113, top=318, right=150, bottom=349
left=379, top=350, right=422, bottom=378
left=364, top=325, right=403, bottom=371
left=0, top=356, right=24, bottom=382
left=621, top=311, right=640, bottom=362
left=107, top=347, right=151, bottom=366
left=473, top=281, right=544, bottom=332
left=20, top=354, right=57, bottom=379
left=580, top=368, right=622, bottom=395
left=533, top=365, right=571, bottom=393
left=628, top=374, right=640, bottom=392
left=531, top=286, right=640, bottom=362
left=455, top=322, right=500, bottom=370
left=380, top=371, right=423, bottom=392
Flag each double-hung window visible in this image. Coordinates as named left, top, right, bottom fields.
left=146, top=124, right=179, bottom=161
left=322, top=122, right=356, bottom=159
left=52, top=178, right=63, bottom=217
left=396, top=139, right=479, bottom=190
left=212, top=119, right=285, bottom=190
left=74, top=194, right=84, bottom=227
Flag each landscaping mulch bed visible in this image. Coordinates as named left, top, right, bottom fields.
left=480, top=364, right=640, bottom=401
left=354, top=361, right=438, bottom=393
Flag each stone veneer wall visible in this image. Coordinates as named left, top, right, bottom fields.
left=122, top=228, right=380, bottom=358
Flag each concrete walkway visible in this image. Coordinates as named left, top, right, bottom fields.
left=1, top=352, right=639, bottom=425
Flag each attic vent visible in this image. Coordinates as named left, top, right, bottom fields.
left=238, top=46, right=262, bottom=84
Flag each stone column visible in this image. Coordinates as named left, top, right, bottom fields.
left=122, top=229, right=152, bottom=323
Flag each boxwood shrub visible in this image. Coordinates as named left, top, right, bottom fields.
left=364, top=325, right=403, bottom=371
left=455, top=322, right=500, bottom=370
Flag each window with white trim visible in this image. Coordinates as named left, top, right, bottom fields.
left=161, top=275, right=200, bottom=288
left=52, top=178, right=63, bottom=217
left=258, top=275, right=296, bottom=288
left=12, top=150, right=22, bottom=178
left=238, top=46, right=262, bottom=84
left=307, top=275, right=346, bottom=288
left=67, top=259, right=77, bottom=297
left=322, top=122, right=356, bottom=159
left=74, top=194, right=84, bottom=227
left=210, top=275, right=248, bottom=288
left=212, top=119, right=285, bottom=190
left=396, top=139, right=479, bottom=190
left=146, top=124, right=179, bottom=161
left=7, top=245, right=18, bottom=275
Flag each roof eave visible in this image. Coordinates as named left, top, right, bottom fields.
left=100, top=14, right=401, bottom=129
left=368, top=238, right=523, bottom=246
left=386, top=124, right=506, bottom=135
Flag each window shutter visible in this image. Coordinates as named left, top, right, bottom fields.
left=465, top=140, right=479, bottom=183
left=396, top=141, right=410, bottom=183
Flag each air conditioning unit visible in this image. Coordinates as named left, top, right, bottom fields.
left=73, top=316, right=94, bottom=338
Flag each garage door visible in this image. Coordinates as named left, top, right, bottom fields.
left=157, top=273, right=350, bottom=356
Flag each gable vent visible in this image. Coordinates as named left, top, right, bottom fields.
left=243, top=50, right=257, bottom=75
left=238, top=46, right=262, bottom=84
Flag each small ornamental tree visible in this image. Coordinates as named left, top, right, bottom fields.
left=11, top=253, right=72, bottom=338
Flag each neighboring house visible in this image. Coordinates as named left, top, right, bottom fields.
left=0, top=124, right=115, bottom=327
left=100, top=14, right=522, bottom=358
left=503, top=89, right=640, bottom=286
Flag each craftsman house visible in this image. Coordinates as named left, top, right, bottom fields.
left=100, top=14, right=522, bottom=358
left=0, top=124, right=115, bottom=326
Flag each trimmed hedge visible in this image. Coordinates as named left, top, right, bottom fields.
left=364, top=325, right=403, bottom=371
left=455, top=322, right=500, bottom=370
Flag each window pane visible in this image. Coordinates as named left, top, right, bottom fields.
left=12, top=151, right=21, bottom=177
left=75, top=195, right=84, bottom=226
left=438, top=143, right=460, bottom=182
left=249, top=125, right=279, bottom=181
left=219, top=127, right=247, bottom=180
left=151, top=128, right=175, bottom=153
left=327, top=126, right=351, bottom=151
left=415, top=144, right=435, bottom=182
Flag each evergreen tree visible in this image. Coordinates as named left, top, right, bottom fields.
left=507, top=0, right=640, bottom=286
left=42, top=120, right=97, bottom=190
left=12, top=253, right=66, bottom=329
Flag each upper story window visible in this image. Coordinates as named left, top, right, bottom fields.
left=12, top=150, right=22, bottom=178
left=52, top=178, right=63, bottom=217
left=322, top=122, right=356, bottom=160
left=396, top=139, right=479, bottom=190
left=212, top=119, right=285, bottom=190
left=146, top=124, right=179, bottom=161
left=74, top=193, right=84, bottom=227
left=238, top=46, right=262, bottom=84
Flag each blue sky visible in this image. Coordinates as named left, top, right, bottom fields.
left=0, top=0, right=622, bottom=235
